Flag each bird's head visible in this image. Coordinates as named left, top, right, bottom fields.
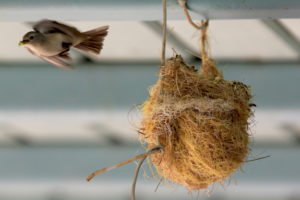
left=19, top=31, right=42, bottom=46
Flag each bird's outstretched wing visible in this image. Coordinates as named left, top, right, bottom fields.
left=26, top=47, right=74, bottom=70
left=33, top=19, right=81, bottom=38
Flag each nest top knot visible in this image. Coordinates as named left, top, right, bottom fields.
left=157, top=55, right=251, bottom=105
left=166, top=55, right=223, bottom=80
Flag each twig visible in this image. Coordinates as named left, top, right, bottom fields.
left=131, top=157, right=146, bottom=200
left=161, top=0, right=167, bottom=66
left=245, top=155, right=271, bottom=163
left=131, top=145, right=163, bottom=200
left=86, top=146, right=162, bottom=182
left=178, top=0, right=207, bottom=30
left=155, top=178, right=163, bottom=192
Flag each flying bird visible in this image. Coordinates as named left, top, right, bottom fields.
left=19, top=19, right=109, bottom=70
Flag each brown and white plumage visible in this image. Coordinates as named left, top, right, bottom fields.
left=19, top=19, right=109, bottom=70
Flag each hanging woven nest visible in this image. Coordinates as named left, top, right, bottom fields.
left=139, top=51, right=253, bottom=190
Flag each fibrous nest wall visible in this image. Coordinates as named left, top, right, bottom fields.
left=140, top=55, right=253, bottom=190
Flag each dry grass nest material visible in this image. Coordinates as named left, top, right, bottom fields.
left=140, top=55, right=253, bottom=190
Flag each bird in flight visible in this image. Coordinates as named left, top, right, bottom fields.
left=19, top=19, right=109, bottom=70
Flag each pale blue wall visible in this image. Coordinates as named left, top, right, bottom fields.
left=0, top=63, right=298, bottom=109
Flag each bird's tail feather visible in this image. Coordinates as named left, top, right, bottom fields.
left=74, top=26, right=109, bottom=55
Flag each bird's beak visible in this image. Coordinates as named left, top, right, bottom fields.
left=18, top=40, right=28, bottom=46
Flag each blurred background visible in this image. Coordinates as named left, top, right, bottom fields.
left=1, top=1, right=300, bottom=199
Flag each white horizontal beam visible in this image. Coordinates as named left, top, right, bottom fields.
left=1, top=0, right=300, bottom=21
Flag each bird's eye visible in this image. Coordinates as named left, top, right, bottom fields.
left=29, top=36, right=34, bottom=40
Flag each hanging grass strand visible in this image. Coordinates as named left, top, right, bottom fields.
left=86, top=146, right=162, bottom=182
left=161, top=0, right=167, bottom=66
